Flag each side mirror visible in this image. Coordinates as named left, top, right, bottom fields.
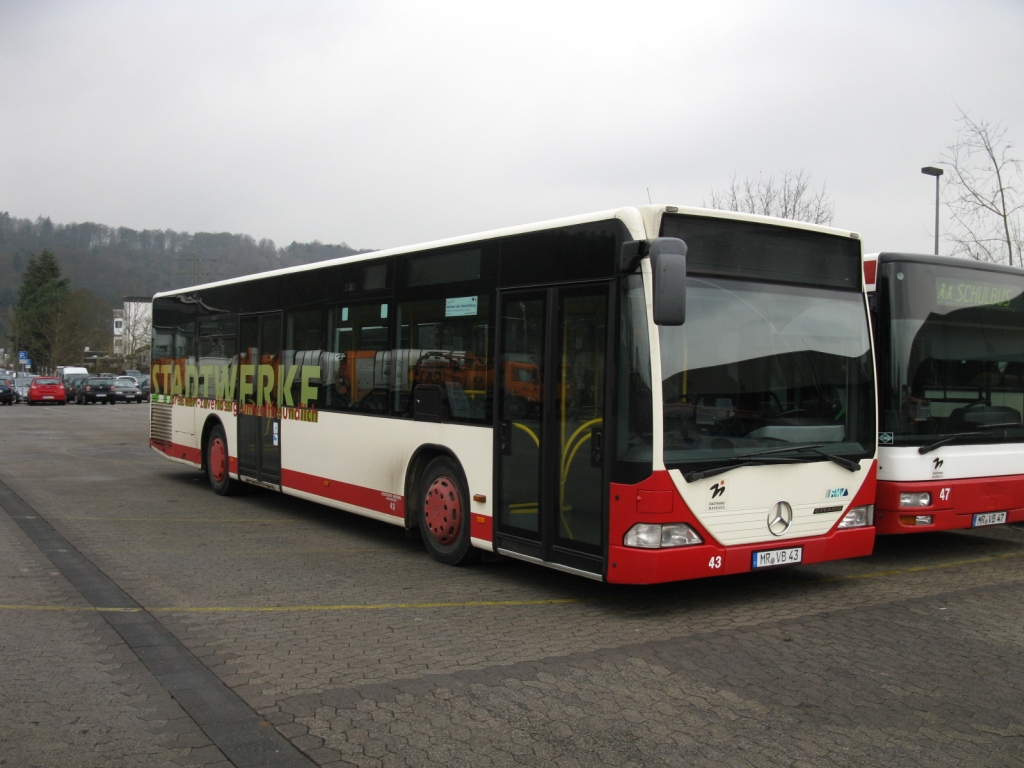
left=619, top=237, right=687, bottom=322
left=650, top=237, right=687, bottom=325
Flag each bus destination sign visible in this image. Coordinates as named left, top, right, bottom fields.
left=935, top=277, right=1021, bottom=309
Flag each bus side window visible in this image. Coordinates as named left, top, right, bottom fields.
left=324, top=302, right=392, bottom=415
left=284, top=309, right=324, bottom=409
left=394, top=296, right=492, bottom=423
left=197, top=316, right=238, bottom=400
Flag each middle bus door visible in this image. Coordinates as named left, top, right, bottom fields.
left=237, top=312, right=282, bottom=487
left=495, top=283, right=610, bottom=578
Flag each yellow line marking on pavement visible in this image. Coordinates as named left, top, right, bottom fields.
left=151, top=599, right=587, bottom=613
left=68, top=549, right=391, bottom=557
left=820, top=550, right=1024, bottom=582
left=3, top=551, right=1022, bottom=614
left=50, top=517, right=293, bottom=523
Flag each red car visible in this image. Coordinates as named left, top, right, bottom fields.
left=28, top=376, right=67, bottom=405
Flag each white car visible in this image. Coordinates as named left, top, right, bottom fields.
left=14, top=373, right=34, bottom=403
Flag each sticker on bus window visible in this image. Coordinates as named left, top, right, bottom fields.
left=445, top=296, right=478, bottom=317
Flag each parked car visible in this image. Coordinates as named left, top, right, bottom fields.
left=115, top=375, right=139, bottom=386
left=14, top=373, right=34, bottom=403
left=71, top=377, right=90, bottom=403
left=28, top=377, right=67, bottom=405
left=137, top=375, right=151, bottom=401
left=66, top=376, right=88, bottom=403
left=77, top=377, right=115, bottom=404
left=109, top=378, right=145, bottom=404
left=122, top=369, right=144, bottom=380
left=0, top=377, right=14, bottom=405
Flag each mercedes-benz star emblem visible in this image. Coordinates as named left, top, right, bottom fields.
left=767, top=501, right=793, bottom=536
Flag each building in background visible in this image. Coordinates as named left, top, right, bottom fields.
left=113, top=296, right=153, bottom=371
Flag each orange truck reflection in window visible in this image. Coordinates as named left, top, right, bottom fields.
left=412, top=352, right=493, bottom=395
left=502, top=361, right=542, bottom=418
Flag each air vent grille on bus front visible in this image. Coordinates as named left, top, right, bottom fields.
left=151, top=400, right=172, bottom=442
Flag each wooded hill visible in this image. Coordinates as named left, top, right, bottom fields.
left=0, top=212, right=370, bottom=325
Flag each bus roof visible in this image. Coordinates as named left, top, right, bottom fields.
left=154, top=205, right=861, bottom=299
left=869, top=252, right=1024, bottom=277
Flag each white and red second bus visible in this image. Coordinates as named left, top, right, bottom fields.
left=866, top=253, right=1024, bottom=533
left=150, top=206, right=877, bottom=583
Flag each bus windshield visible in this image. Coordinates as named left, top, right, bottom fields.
left=659, top=277, right=875, bottom=471
left=880, top=260, right=1024, bottom=445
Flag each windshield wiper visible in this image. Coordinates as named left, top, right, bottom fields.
left=731, top=443, right=860, bottom=472
left=683, top=443, right=826, bottom=483
left=783, top=445, right=861, bottom=472
left=917, top=423, right=1024, bottom=454
left=917, top=432, right=981, bottom=455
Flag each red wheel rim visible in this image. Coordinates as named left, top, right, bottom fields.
left=210, top=437, right=227, bottom=483
left=423, top=475, right=462, bottom=546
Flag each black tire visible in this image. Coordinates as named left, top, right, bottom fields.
left=206, top=424, right=241, bottom=496
left=418, top=456, right=478, bottom=566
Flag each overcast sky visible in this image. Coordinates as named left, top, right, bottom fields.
left=2, top=0, right=1022, bottom=256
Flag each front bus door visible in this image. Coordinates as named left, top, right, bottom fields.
left=495, top=283, right=610, bottom=578
left=237, top=313, right=282, bottom=486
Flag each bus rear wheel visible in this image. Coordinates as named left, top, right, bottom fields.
left=206, top=424, right=241, bottom=496
left=419, top=456, right=478, bottom=566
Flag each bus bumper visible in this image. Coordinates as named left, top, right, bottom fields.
left=875, top=476, right=1024, bottom=534
left=606, top=526, right=874, bottom=585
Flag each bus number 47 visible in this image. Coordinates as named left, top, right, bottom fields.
left=708, top=556, right=722, bottom=569
left=939, top=488, right=951, bottom=501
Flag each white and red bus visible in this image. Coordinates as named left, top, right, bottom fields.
left=150, top=206, right=877, bottom=583
left=865, top=253, right=1024, bottom=533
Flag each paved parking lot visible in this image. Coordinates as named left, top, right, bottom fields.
left=2, top=403, right=1023, bottom=767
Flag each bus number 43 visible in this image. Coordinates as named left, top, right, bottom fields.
left=708, top=556, right=722, bottom=569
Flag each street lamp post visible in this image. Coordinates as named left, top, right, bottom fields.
left=921, top=166, right=943, bottom=255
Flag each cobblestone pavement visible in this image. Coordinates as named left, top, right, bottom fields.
left=1, top=403, right=1023, bottom=767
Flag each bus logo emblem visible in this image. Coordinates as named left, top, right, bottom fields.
left=933, top=458, right=944, bottom=469
left=707, top=480, right=727, bottom=511
left=767, top=501, right=793, bottom=536
left=828, top=488, right=849, bottom=498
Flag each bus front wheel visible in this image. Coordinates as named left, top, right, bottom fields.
left=419, top=456, right=478, bottom=566
left=206, top=424, right=241, bottom=496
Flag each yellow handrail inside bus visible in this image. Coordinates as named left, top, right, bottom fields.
left=512, top=422, right=540, bottom=448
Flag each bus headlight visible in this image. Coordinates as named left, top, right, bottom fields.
left=900, top=492, right=931, bottom=507
left=838, top=505, right=873, bottom=529
left=624, top=523, right=702, bottom=548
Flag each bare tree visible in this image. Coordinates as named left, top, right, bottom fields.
left=939, top=109, right=1023, bottom=266
left=706, top=169, right=835, bottom=225
left=118, top=298, right=152, bottom=371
